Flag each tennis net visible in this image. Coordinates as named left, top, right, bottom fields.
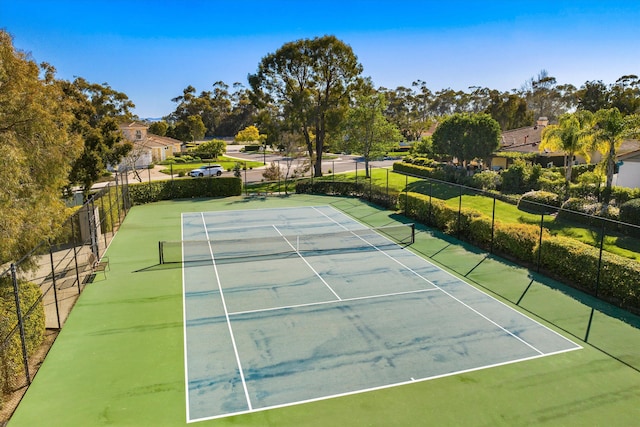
left=159, top=223, right=415, bottom=264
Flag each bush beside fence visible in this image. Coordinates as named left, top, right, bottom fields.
left=0, top=279, right=45, bottom=399
left=0, top=174, right=130, bottom=415
left=399, top=191, right=640, bottom=312
left=128, top=177, right=242, bottom=204
left=295, top=180, right=399, bottom=209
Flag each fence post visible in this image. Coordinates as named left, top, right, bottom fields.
left=70, top=216, right=82, bottom=294
left=10, top=263, right=31, bottom=386
left=490, top=195, right=496, bottom=254
left=114, top=172, right=122, bottom=221
left=404, top=175, right=408, bottom=213
left=48, top=241, right=62, bottom=329
left=457, top=185, right=463, bottom=238
left=99, top=194, right=108, bottom=250
left=537, top=213, right=545, bottom=272
left=88, top=196, right=99, bottom=259
left=429, top=180, right=433, bottom=225
left=385, top=169, right=389, bottom=202
left=107, top=183, right=115, bottom=236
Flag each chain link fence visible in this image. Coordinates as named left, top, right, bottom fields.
left=0, top=173, right=130, bottom=412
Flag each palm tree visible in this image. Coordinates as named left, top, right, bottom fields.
left=591, top=108, right=640, bottom=201
left=540, top=110, right=595, bottom=185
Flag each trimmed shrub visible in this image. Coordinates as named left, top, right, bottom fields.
left=493, top=222, right=546, bottom=263
left=0, top=278, right=45, bottom=395
left=540, top=235, right=640, bottom=309
left=620, top=198, right=640, bottom=226
left=393, top=161, right=436, bottom=178
left=517, top=190, right=560, bottom=214
left=128, top=177, right=241, bottom=204
left=610, top=186, right=640, bottom=205
left=471, top=170, right=501, bottom=191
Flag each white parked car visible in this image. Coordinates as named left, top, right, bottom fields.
left=189, top=165, right=224, bottom=177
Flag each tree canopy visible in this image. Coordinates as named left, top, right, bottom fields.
left=432, top=113, right=501, bottom=164
left=339, top=92, right=402, bottom=177
left=540, top=110, right=595, bottom=184
left=64, top=77, right=134, bottom=195
left=0, top=30, right=83, bottom=265
left=249, top=35, right=363, bottom=177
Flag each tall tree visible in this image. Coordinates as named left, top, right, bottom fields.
left=249, top=35, right=363, bottom=177
left=432, top=113, right=501, bottom=165
left=540, top=111, right=595, bottom=184
left=340, top=92, right=402, bottom=177
left=609, top=75, right=640, bottom=115
left=485, top=90, right=533, bottom=130
left=0, top=30, right=83, bottom=265
left=65, top=77, right=134, bottom=195
left=577, top=80, right=610, bottom=112
left=520, top=70, right=576, bottom=121
left=591, top=108, right=640, bottom=199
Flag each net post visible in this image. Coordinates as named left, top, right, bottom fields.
left=410, top=223, right=415, bottom=244
left=158, top=241, right=163, bottom=264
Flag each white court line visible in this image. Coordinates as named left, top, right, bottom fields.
left=181, top=214, right=192, bottom=423
left=313, top=206, right=549, bottom=356
left=189, top=343, right=580, bottom=424
left=185, top=205, right=582, bottom=423
left=199, top=212, right=253, bottom=411
left=229, top=287, right=441, bottom=317
left=272, top=224, right=342, bottom=301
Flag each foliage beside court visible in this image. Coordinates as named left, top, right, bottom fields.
left=399, top=191, right=640, bottom=312
left=0, top=279, right=45, bottom=405
left=128, top=177, right=242, bottom=204
left=295, top=180, right=399, bottom=209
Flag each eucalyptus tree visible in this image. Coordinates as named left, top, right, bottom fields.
left=577, top=80, right=610, bottom=112
left=609, top=75, right=640, bottom=115
left=0, top=30, right=83, bottom=264
left=249, top=35, right=363, bottom=177
left=520, top=70, right=577, bottom=121
left=340, top=92, right=402, bottom=177
left=64, top=77, right=134, bottom=196
left=540, top=111, right=595, bottom=184
left=485, top=90, right=533, bottom=130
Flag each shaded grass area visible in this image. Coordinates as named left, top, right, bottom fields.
left=327, top=168, right=640, bottom=260
left=8, top=195, right=640, bottom=427
left=159, top=156, right=264, bottom=174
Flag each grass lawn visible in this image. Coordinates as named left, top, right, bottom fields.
left=158, top=156, right=264, bottom=174
left=320, top=168, right=640, bottom=261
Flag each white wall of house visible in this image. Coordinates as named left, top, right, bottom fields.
left=615, top=160, right=640, bottom=189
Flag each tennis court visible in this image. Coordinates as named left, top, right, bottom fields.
left=177, top=206, right=580, bottom=422
left=10, top=195, right=640, bottom=427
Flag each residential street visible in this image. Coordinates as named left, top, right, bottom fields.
left=124, top=144, right=398, bottom=185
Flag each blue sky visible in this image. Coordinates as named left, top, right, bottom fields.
left=2, top=0, right=639, bottom=118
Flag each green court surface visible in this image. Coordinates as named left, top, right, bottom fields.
left=8, top=195, right=640, bottom=426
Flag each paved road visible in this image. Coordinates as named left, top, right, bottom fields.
left=118, top=144, right=398, bottom=186
left=224, top=145, right=397, bottom=183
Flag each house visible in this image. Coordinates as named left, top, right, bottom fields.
left=113, top=122, right=183, bottom=170
left=488, top=117, right=565, bottom=170
left=614, top=145, right=640, bottom=189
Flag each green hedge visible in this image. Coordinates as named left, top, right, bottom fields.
left=295, top=180, right=399, bottom=209
left=393, top=162, right=435, bottom=178
left=620, top=199, right=640, bottom=225
left=399, top=191, right=640, bottom=312
left=0, top=278, right=45, bottom=397
left=517, top=190, right=561, bottom=215
left=540, top=235, right=640, bottom=309
left=128, top=177, right=242, bottom=204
